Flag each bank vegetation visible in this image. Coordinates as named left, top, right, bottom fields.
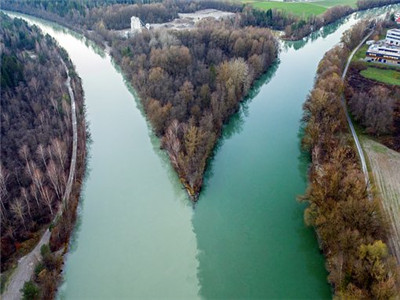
left=301, top=20, right=399, bottom=297
left=0, top=13, right=87, bottom=297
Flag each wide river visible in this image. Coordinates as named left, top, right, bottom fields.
left=7, top=6, right=397, bottom=299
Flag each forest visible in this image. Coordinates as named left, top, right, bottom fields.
left=2, top=0, right=279, bottom=198
left=0, top=13, right=86, bottom=296
left=301, top=20, right=399, bottom=298
left=112, top=21, right=278, bottom=198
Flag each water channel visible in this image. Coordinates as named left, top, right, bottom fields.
left=7, top=6, right=398, bottom=299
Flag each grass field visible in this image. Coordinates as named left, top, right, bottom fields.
left=242, top=0, right=358, bottom=17
left=360, top=67, right=400, bottom=86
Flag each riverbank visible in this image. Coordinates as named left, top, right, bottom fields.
left=1, top=14, right=87, bottom=299
left=301, top=20, right=399, bottom=297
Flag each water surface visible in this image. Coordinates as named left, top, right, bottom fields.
left=6, top=6, right=398, bottom=298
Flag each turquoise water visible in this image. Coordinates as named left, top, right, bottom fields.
left=7, top=6, right=397, bottom=299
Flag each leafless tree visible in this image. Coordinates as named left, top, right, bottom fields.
left=41, top=186, right=54, bottom=215
left=21, top=187, right=32, bottom=219
left=10, top=198, right=26, bottom=229
left=46, top=159, right=63, bottom=199
left=36, top=144, right=48, bottom=168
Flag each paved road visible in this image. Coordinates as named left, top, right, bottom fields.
left=2, top=60, right=79, bottom=300
left=341, top=31, right=373, bottom=199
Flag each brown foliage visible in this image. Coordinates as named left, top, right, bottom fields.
left=301, top=21, right=399, bottom=297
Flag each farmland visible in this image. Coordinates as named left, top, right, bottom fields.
left=242, top=0, right=358, bottom=17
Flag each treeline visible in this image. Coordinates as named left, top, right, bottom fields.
left=301, top=20, right=399, bottom=298
left=357, top=0, right=400, bottom=10
left=112, top=21, right=277, bottom=198
left=0, top=13, right=86, bottom=276
left=3, top=0, right=399, bottom=41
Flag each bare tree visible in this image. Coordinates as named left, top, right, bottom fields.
left=0, top=164, right=9, bottom=212
left=51, top=138, right=67, bottom=171
left=41, top=186, right=54, bottom=215
left=46, top=159, right=63, bottom=199
left=19, top=145, right=32, bottom=177
left=20, top=187, right=32, bottom=219
left=29, top=183, right=40, bottom=208
left=36, top=144, right=48, bottom=168
left=10, top=198, right=26, bottom=229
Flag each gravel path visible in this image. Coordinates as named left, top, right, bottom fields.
left=362, top=138, right=400, bottom=263
left=341, top=31, right=374, bottom=200
left=2, top=230, right=50, bottom=300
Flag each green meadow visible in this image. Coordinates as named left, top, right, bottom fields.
left=243, top=0, right=358, bottom=17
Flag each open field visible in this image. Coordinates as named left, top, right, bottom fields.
left=241, top=0, right=358, bottom=16
left=360, top=67, right=400, bottom=85
left=313, top=0, right=358, bottom=8
left=362, top=138, right=400, bottom=262
left=251, top=2, right=326, bottom=16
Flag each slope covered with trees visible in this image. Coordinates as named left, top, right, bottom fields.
left=301, top=21, right=399, bottom=297
left=0, top=13, right=86, bottom=273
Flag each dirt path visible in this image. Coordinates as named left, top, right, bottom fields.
left=362, top=138, right=400, bottom=263
left=2, top=60, right=78, bottom=300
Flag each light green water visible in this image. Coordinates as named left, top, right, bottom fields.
left=7, top=5, right=398, bottom=299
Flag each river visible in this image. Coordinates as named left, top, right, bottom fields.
left=6, top=6, right=397, bottom=299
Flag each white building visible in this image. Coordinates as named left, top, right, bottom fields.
left=366, top=43, right=400, bottom=65
left=131, top=16, right=142, bottom=33
left=386, top=28, right=400, bottom=46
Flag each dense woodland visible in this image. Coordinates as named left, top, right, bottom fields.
left=0, top=13, right=86, bottom=292
left=301, top=20, right=399, bottom=297
left=112, top=21, right=278, bottom=197
left=2, top=1, right=279, bottom=198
